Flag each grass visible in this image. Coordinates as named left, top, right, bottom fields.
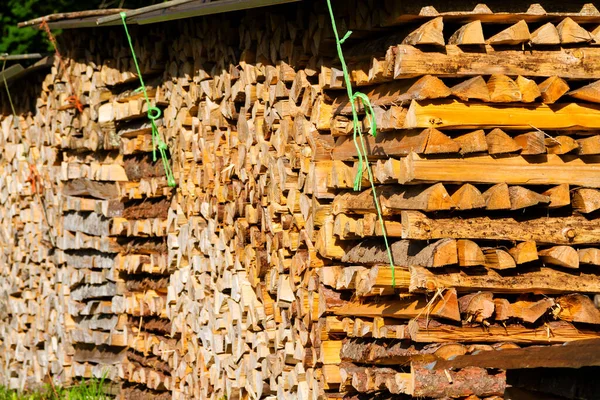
left=0, top=376, right=108, bottom=400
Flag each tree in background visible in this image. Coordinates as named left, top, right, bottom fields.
left=0, top=0, right=160, bottom=55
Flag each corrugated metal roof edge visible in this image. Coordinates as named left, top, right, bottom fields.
left=18, top=0, right=300, bottom=30
left=98, top=0, right=301, bottom=26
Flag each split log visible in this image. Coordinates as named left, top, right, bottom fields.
left=573, top=188, right=600, bottom=213
left=431, top=338, right=600, bottom=370
left=545, top=135, right=579, bottom=154
left=457, top=239, right=485, bottom=267
left=579, top=248, right=600, bottom=266
left=557, top=294, right=600, bottom=324
left=483, top=248, right=516, bottom=270
left=340, top=339, right=467, bottom=365
left=423, top=128, right=461, bottom=154
left=487, top=75, right=521, bottom=102
left=331, top=130, right=429, bottom=160
left=538, top=76, right=570, bottom=104
left=530, top=22, right=561, bottom=45
left=453, top=129, right=488, bottom=154
left=508, top=186, right=550, bottom=210
left=63, top=179, right=119, bottom=199
left=332, top=289, right=461, bottom=322
left=332, top=76, right=451, bottom=115
left=486, top=20, right=530, bottom=45
left=450, top=76, right=490, bottom=102
left=332, top=183, right=454, bottom=215
left=557, top=17, right=593, bottom=44
left=569, top=80, right=600, bottom=104
left=459, top=291, right=495, bottom=323
left=539, top=246, right=580, bottom=269
left=513, top=131, right=546, bottom=155
left=448, top=21, right=485, bottom=45
left=515, top=76, right=541, bottom=103
left=542, top=184, right=571, bottom=208
left=450, top=184, right=485, bottom=210
left=402, top=17, right=445, bottom=46
left=509, top=241, right=538, bottom=264
left=577, top=135, right=600, bottom=155
left=486, top=129, right=522, bottom=154
left=483, top=183, right=511, bottom=210
left=411, top=363, right=505, bottom=398
left=509, top=297, right=555, bottom=323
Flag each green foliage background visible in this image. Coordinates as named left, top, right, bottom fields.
left=0, top=0, right=160, bottom=55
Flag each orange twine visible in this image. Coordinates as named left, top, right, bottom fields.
left=26, top=164, right=41, bottom=195
left=40, top=20, right=84, bottom=113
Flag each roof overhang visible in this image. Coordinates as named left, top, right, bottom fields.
left=18, top=9, right=127, bottom=30
left=18, top=1, right=301, bottom=30
left=97, top=0, right=301, bottom=26
left=0, top=57, right=52, bottom=88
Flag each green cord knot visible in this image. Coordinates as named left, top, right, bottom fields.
left=120, top=11, right=176, bottom=188
left=147, top=106, right=161, bottom=121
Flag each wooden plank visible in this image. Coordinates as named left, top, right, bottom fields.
left=381, top=2, right=600, bottom=26
left=394, top=45, right=600, bottom=79
left=408, top=265, right=600, bottom=294
left=430, top=339, right=600, bottom=370
left=332, top=290, right=461, bottom=322
left=388, top=153, right=600, bottom=187
left=401, top=211, right=600, bottom=244
left=412, top=362, right=505, bottom=398
left=409, top=319, right=600, bottom=344
left=405, top=99, right=600, bottom=130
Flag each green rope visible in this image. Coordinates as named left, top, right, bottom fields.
left=120, top=12, right=176, bottom=187
left=325, top=0, right=396, bottom=287
left=2, top=59, right=19, bottom=129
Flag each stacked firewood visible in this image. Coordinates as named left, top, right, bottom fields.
left=311, top=2, right=600, bottom=399
left=3, top=1, right=600, bottom=399
left=0, top=76, right=67, bottom=391
left=163, top=12, right=324, bottom=399
left=35, top=27, right=174, bottom=398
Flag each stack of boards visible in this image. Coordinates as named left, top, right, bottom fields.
left=2, top=0, right=600, bottom=399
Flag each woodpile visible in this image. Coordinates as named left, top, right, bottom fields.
left=51, top=28, right=175, bottom=399
left=0, top=77, right=66, bottom=391
left=2, top=1, right=600, bottom=399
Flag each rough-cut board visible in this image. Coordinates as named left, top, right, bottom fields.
left=332, top=183, right=454, bottom=215
left=386, top=153, right=600, bottom=187
left=408, top=265, right=600, bottom=294
left=405, top=99, right=600, bottom=129
left=393, top=45, right=600, bottom=79
left=409, top=319, right=600, bottom=344
left=342, top=238, right=458, bottom=267
left=401, top=211, right=600, bottom=244
left=331, top=130, right=428, bottom=160
left=430, top=339, right=600, bottom=370
left=332, top=289, right=461, bottom=322
left=411, top=363, right=506, bottom=398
